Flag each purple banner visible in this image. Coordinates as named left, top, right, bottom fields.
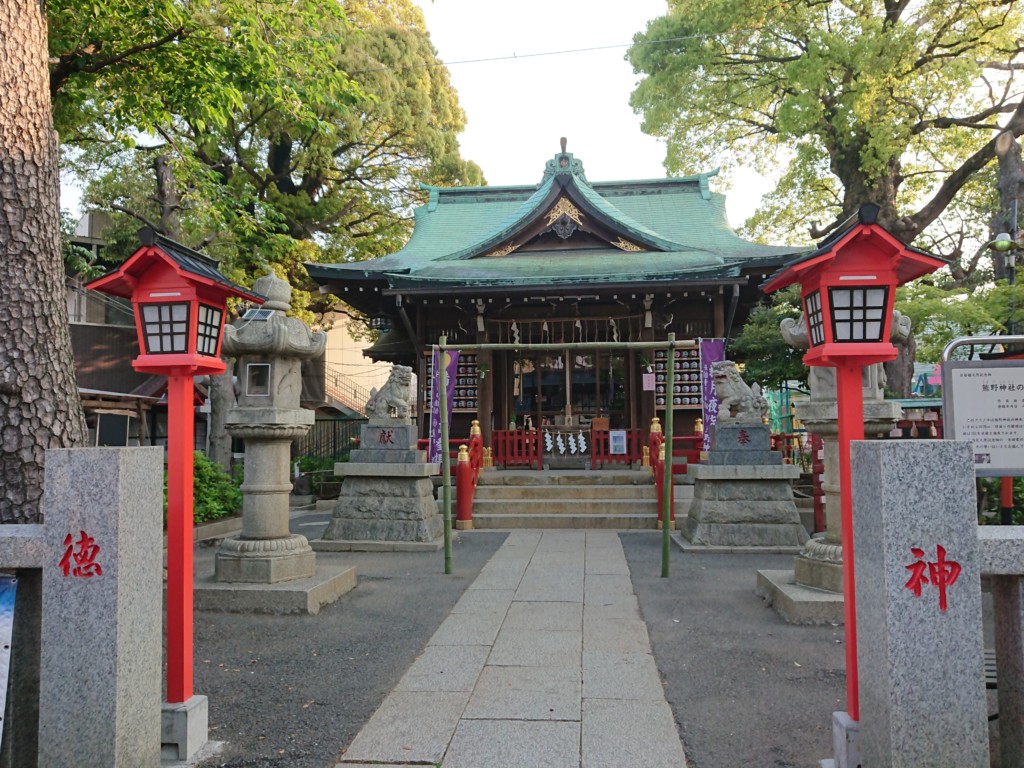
left=428, top=348, right=460, bottom=464
left=699, top=338, right=726, bottom=452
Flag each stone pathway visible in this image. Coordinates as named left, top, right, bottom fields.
left=335, top=530, right=688, bottom=768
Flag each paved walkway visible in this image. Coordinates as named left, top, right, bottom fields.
left=334, top=530, right=688, bottom=768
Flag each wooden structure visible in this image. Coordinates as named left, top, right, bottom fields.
left=307, top=140, right=807, bottom=466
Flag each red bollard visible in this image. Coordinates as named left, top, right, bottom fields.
left=456, top=445, right=474, bottom=530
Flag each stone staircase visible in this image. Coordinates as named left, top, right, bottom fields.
left=459, top=469, right=690, bottom=530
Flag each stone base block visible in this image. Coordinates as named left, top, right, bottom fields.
left=194, top=565, right=357, bottom=614
left=215, top=549, right=316, bottom=583
left=349, top=448, right=425, bottom=463
left=323, top=475, right=443, bottom=543
left=672, top=536, right=804, bottom=556
left=161, top=695, right=208, bottom=762
left=214, top=534, right=315, bottom=584
left=830, top=711, right=861, bottom=768
left=794, top=554, right=844, bottom=594
left=455, top=519, right=474, bottom=530
left=311, top=538, right=449, bottom=552
left=755, top=569, right=844, bottom=624
left=681, top=518, right=809, bottom=547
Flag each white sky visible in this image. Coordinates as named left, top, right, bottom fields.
left=413, top=0, right=771, bottom=228
left=62, top=1, right=771, bottom=227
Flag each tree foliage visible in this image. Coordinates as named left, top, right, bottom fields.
left=56, top=0, right=482, bottom=323
left=628, top=0, right=1024, bottom=266
left=728, top=286, right=808, bottom=389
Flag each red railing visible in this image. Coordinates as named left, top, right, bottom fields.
left=590, top=429, right=644, bottom=469
left=649, top=432, right=704, bottom=521
left=417, top=438, right=470, bottom=476
left=417, top=426, right=485, bottom=528
left=492, top=429, right=543, bottom=470
left=456, top=429, right=484, bottom=528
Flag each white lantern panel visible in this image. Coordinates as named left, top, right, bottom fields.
left=196, top=304, right=223, bottom=357
left=828, top=286, right=889, bottom=343
left=140, top=302, right=191, bottom=355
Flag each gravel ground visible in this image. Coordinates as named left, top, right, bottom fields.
left=193, top=530, right=507, bottom=768
left=192, top=526, right=996, bottom=768
left=620, top=533, right=846, bottom=768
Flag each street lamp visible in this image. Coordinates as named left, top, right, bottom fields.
left=87, top=229, right=264, bottom=718
left=763, top=204, right=946, bottom=722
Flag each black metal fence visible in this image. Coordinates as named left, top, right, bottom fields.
left=294, top=417, right=367, bottom=461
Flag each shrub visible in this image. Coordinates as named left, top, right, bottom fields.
left=164, top=452, right=243, bottom=526
left=193, top=451, right=243, bottom=523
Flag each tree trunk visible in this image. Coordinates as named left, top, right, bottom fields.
left=0, top=0, right=88, bottom=523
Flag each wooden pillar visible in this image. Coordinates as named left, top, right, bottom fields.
left=713, top=292, right=726, bottom=338
left=477, top=324, right=493, bottom=446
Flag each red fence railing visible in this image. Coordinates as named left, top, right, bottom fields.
left=492, top=429, right=543, bottom=470
left=590, top=429, right=644, bottom=469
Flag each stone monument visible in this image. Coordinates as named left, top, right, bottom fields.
left=214, top=272, right=325, bottom=584
left=681, top=361, right=808, bottom=547
left=833, top=440, right=988, bottom=767
left=316, top=365, right=445, bottom=549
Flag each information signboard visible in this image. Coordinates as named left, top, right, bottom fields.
left=609, top=429, right=627, bottom=455
left=942, top=359, right=1024, bottom=476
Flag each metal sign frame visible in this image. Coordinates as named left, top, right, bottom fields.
left=941, top=335, right=1024, bottom=477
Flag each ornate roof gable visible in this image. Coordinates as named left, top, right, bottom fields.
left=444, top=139, right=693, bottom=260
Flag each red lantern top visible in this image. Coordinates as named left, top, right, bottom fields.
left=87, top=229, right=265, bottom=376
left=762, top=205, right=946, bottom=367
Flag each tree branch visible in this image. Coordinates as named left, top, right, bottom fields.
left=50, top=27, right=189, bottom=97
left=110, top=205, right=161, bottom=232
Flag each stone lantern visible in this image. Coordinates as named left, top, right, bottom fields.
left=214, top=273, right=326, bottom=584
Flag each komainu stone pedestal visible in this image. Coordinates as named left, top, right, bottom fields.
left=681, top=425, right=807, bottom=548
left=317, top=419, right=444, bottom=548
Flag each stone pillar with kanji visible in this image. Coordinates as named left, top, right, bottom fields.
left=850, top=440, right=988, bottom=766
left=215, top=273, right=326, bottom=583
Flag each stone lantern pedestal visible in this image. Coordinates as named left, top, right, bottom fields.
left=756, top=314, right=904, bottom=623
left=216, top=418, right=315, bottom=583
left=195, top=273, right=357, bottom=613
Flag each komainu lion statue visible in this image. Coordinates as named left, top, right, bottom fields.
left=712, top=360, right=768, bottom=424
left=365, top=365, right=413, bottom=420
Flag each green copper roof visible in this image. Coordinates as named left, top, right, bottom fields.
left=306, top=146, right=804, bottom=293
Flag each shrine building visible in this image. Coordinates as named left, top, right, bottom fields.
left=306, top=141, right=806, bottom=467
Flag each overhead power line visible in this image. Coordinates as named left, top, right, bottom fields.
left=346, top=33, right=754, bottom=76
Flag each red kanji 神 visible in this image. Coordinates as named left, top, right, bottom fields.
left=905, top=544, right=961, bottom=611
left=59, top=531, right=103, bottom=578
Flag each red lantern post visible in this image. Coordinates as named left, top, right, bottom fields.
left=763, top=205, right=946, bottom=721
left=88, top=229, right=264, bottom=705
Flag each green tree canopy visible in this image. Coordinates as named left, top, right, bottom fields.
left=628, top=0, right=1024, bottom=263
left=57, top=0, right=483, bottom=322
left=728, top=286, right=808, bottom=389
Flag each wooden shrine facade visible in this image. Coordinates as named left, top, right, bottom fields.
left=307, top=141, right=807, bottom=463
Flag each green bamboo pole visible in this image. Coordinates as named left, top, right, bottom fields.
left=439, top=336, right=452, bottom=574
left=661, top=333, right=675, bottom=577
